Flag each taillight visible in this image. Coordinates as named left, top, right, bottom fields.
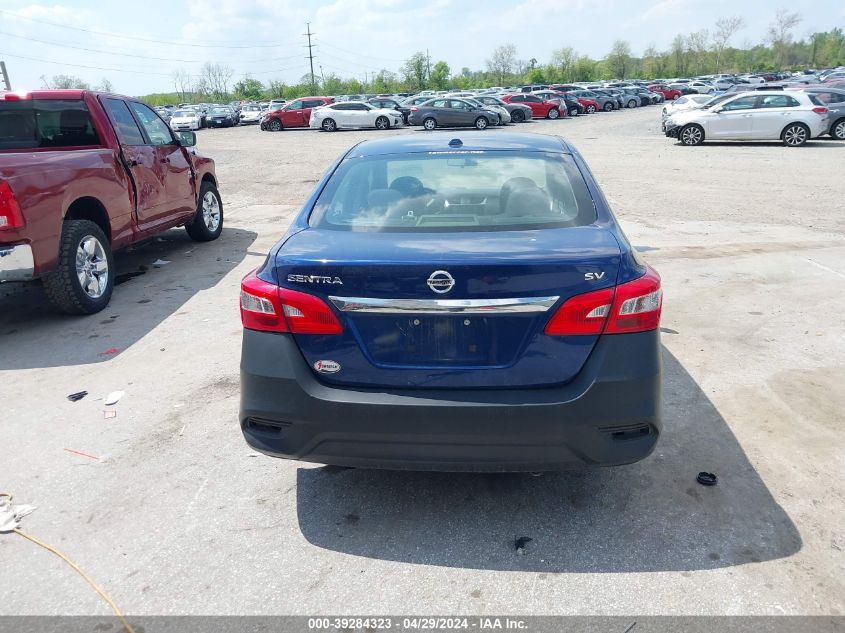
left=410, top=106, right=419, bottom=112
left=605, top=266, right=662, bottom=334
left=544, top=266, right=662, bottom=336
left=0, top=180, right=24, bottom=231
left=544, top=287, right=613, bottom=335
left=812, top=107, right=828, bottom=115
left=240, top=270, right=343, bottom=335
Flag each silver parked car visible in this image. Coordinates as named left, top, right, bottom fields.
left=803, top=87, right=845, bottom=139
left=664, top=91, right=829, bottom=146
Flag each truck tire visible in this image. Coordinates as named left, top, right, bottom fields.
left=42, top=219, right=114, bottom=315
left=186, top=182, right=224, bottom=242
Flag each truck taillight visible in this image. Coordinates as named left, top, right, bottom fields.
left=544, top=266, right=662, bottom=336
left=240, top=270, right=343, bottom=335
left=812, top=107, right=829, bottom=115
left=0, top=180, right=24, bottom=230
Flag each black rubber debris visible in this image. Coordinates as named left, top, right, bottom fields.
left=514, top=536, right=533, bottom=554
left=67, top=391, right=88, bottom=402
left=697, top=472, right=718, bottom=486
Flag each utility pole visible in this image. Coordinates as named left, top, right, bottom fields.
left=0, top=61, right=11, bottom=91
left=304, top=22, right=316, bottom=94
left=426, top=49, right=431, bottom=87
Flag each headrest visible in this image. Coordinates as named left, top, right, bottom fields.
left=368, top=188, right=402, bottom=209
left=60, top=109, right=90, bottom=132
left=503, top=187, right=551, bottom=217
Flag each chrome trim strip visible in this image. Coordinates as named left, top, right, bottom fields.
left=329, top=295, right=559, bottom=314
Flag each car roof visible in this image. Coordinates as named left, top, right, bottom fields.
left=346, top=132, right=571, bottom=158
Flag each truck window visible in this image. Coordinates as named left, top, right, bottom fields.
left=102, top=98, right=145, bottom=145
left=128, top=102, right=173, bottom=145
left=0, top=99, right=99, bottom=149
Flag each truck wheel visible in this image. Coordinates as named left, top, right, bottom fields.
left=42, top=219, right=114, bottom=315
left=186, top=182, right=224, bottom=242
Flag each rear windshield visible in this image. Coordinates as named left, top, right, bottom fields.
left=309, top=150, right=596, bottom=232
left=0, top=99, right=99, bottom=149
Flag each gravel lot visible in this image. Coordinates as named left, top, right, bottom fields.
left=1, top=108, right=843, bottom=617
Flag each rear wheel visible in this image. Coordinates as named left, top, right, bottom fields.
left=475, top=116, right=489, bottom=130
left=423, top=117, right=437, bottom=131
left=627, top=99, right=637, bottom=108
left=321, top=118, right=337, bottom=132
left=586, top=104, right=596, bottom=114
left=830, top=118, right=845, bottom=140
left=268, top=119, right=282, bottom=132
left=603, top=102, right=613, bottom=112
left=186, top=182, right=224, bottom=242
left=547, top=107, right=560, bottom=120
left=511, top=109, right=525, bottom=123
left=42, top=219, right=114, bottom=315
left=782, top=123, right=809, bottom=146
left=375, top=116, right=390, bottom=130
left=679, top=124, right=704, bottom=146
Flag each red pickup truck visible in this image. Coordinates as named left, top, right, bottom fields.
left=0, top=89, right=222, bottom=314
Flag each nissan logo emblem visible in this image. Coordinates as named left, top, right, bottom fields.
left=427, top=270, right=455, bottom=294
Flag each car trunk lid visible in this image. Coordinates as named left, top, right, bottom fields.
left=273, top=226, right=621, bottom=389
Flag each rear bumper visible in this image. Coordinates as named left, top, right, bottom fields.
left=239, top=329, right=662, bottom=472
left=0, top=243, right=35, bottom=282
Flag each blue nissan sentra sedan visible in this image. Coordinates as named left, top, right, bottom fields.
left=239, top=132, right=663, bottom=472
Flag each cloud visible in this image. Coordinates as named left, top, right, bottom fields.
left=633, top=0, right=691, bottom=23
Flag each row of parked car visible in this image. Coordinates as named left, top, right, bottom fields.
left=251, top=84, right=673, bottom=134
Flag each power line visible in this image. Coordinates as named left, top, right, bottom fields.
left=0, top=9, right=285, bottom=49
left=317, top=41, right=406, bottom=64
left=0, top=51, right=309, bottom=80
left=0, top=30, right=303, bottom=65
left=0, top=51, right=175, bottom=76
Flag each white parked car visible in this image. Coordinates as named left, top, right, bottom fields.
left=664, top=91, right=829, bottom=146
left=239, top=104, right=264, bottom=125
left=169, top=109, right=202, bottom=131
left=661, top=94, right=713, bottom=119
left=309, top=102, right=404, bottom=131
left=687, top=81, right=717, bottom=94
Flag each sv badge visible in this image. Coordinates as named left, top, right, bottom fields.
left=585, top=272, right=606, bottom=281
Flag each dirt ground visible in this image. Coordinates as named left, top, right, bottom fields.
left=1, top=108, right=843, bottom=617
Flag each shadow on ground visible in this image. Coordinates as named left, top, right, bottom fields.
left=295, top=347, right=801, bottom=572
left=0, top=227, right=256, bottom=369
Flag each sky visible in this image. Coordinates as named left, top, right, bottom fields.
left=0, top=0, right=841, bottom=95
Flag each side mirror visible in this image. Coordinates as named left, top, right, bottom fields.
left=712, top=107, right=724, bottom=114
left=177, top=131, right=196, bottom=147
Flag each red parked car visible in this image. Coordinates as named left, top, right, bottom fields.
left=261, top=96, right=334, bottom=131
left=501, top=94, right=563, bottom=119
left=648, top=84, right=682, bottom=101
left=575, top=96, right=600, bottom=113
left=0, top=89, right=221, bottom=314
